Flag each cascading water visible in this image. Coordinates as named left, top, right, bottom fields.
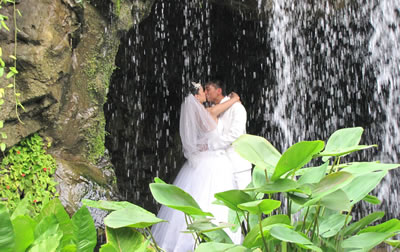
left=105, top=0, right=399, bottom=219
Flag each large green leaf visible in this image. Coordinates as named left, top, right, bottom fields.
left=195, top=242, right=249, bottom=252
left=232, top=134, right=281, bottom=171
left=28, top=230, right=63, bottom=252
left=319, top=127, right=373, bottom=161
left=150, top=183, right=212, bottom=216
left=358, top=219, right=400, bottom=235
left=303, top=171, right=353, bottom=207
left=320, top=189, right=351, bottom=211
left=343, top=211, right=385, bottom=236
left=319, top=213, right=349, bottom=238
left=341, top=162, right=399, bottom=176
left=298, top=162, right=328, bottom=185
left=362, top=195, right=381, bottom=205
left=270, top=225, right=312, bottom=244
left=0, top=204, right=15, bottom=252
left=35, top=198, right=75, bottom=249
left=11, top=216, right=35, bottom=252
left=341, top=171, right=387, bottom=206
left=71, top=206, right=97, bottom=252
left=238, top=199, right=281, bottom=215
left=104, top=206, right=165, bottom=228
left=82, top=199, right=136, bottom=211
left=341, top=232, right=393, bottom=251
left=255, top=179, right=299, bottom=194
left=31, top=223, right=62, bottom=252
left=185, top=218, right=234, bottom=233
left=319, top=145, right=376, bottom=160
left=103, top=227, right=147, bottom=252
left=252, top=165, right=268, bottom=188
left=271, top=141, right=324, bottom=181
left=214, top=190, right=253, bottom=212
left=10, top=196, right=34, bottom=220
left=323, top=127, right=363, bottom=152
left=242, top=215, right=290, bottom=248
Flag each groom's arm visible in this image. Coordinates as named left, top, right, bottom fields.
left=208, top=103, right=247, bottom=151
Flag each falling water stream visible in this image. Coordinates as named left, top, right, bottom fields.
left=105, top=0, right=400, bottom=218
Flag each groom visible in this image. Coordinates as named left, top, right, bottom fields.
left=205, top=80, right=252, bottom=189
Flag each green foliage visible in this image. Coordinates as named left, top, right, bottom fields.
left=149, top=127, right=400, bottom=251
left=0, top=198, right=97, bottom=252
left=0, top=134, right=58, bottom=213
left=82, top=199, right=161, bottom=251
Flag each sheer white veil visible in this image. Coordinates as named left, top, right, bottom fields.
left=179, top=94, right=217, bottom=159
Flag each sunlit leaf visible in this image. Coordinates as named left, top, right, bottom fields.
left=103, top=227, right=148, bottom=252
left=255, top=179, right=299, bottom=194
left=303, top=171, right=353, bottom=207
left=233, top=134, right=281, bottom=173
left=358, top=219, right=400, bottom=235
left=341, top=162, right=399, bottom=176
left=243, top=215, right=290, bottom=248
left=298, top=162, right=328, bottom=185
left=214, top=190, right=253, bottom=212
left=150, top=183, right=212, bottom=216
left=363, top=195, right=380, bottom=205
left=271, top=140, right=324, bottom=181
left=1, top=142, right=6, bottom=152
left=343, top=211, right=385, bottom=236
left=341, top=171, right=387, bottom=206
left=195, top=242, right=248, bottom=252
left=11, top=216, right=35, bottom=252
left=238, top=199, right=281, bottom=215
left=319, top=213, right=349, bottom=238
left=154, top=177, right=166, bottom=184
left=104, top=206, right=165, bottom=228
left=0, top=204, right=15, bottom=252
left=342, top=232, right=393, bottom=251
left=320, top=189, right=351, bottom=211
left=82, top=199, right=137, bottom=211
left=71, top=206, right=97, bottom=252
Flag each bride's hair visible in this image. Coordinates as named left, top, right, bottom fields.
left=183, top=82, right=202, bottom=97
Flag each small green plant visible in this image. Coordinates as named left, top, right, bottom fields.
left=0, top=197, right=97, bottom=251
left=0, top=133, right=58, bottom=213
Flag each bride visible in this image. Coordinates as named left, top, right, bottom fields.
left=151, top=82, right=241, bottom=252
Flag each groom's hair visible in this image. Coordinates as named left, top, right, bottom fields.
left=205, top=80, right=226, bottom=96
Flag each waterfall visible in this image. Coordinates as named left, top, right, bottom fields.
left=105, top=0, right=400, bottom=218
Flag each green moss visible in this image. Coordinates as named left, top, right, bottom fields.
left=85, top=114, right=108, bottom=163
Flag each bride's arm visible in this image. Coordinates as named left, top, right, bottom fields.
left=207, top=92, right=240, bottom=120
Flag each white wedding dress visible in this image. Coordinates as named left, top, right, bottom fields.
left=151, top=95, right=241, bottom=252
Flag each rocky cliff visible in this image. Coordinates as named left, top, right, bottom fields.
left=0, top=0, right=155, bottom=216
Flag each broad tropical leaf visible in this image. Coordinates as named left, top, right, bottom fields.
left=82, top=199, right=136, bottom=211
left=341, top=171, right=387, bottom=206
left=233, top=134, right=281, bottom=173
left=342, top=232, right=393, bottom=251
left=343, top=212, right=385, bottom=236
left=358, top=219, right=400, bottom=235
left=238, top=199, right=281, bottom=215
left=319, top=213, right=349, bottom=238
left=0, top=204, right=15, bottom=252
left=298, top=162, right=328, bottom=185
left=150, top=183, right=212, bottom=216
left=195, top=242, right=249, bottom=252
left=214, top=190, right=253, bottom=212
left=104, top=206, right=165, bottom=228
left=11, top=216, right=35, bottom=252
left=103, top=227, right=147, bottom=252
left=71, top=206, right=97, bottom=252
left=271, top=141, right=324, bottom=181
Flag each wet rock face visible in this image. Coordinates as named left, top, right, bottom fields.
left=0, top=0, right=155, bottom=215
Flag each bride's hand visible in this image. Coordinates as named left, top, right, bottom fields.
left=229, top=92, right=240, bottom=102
